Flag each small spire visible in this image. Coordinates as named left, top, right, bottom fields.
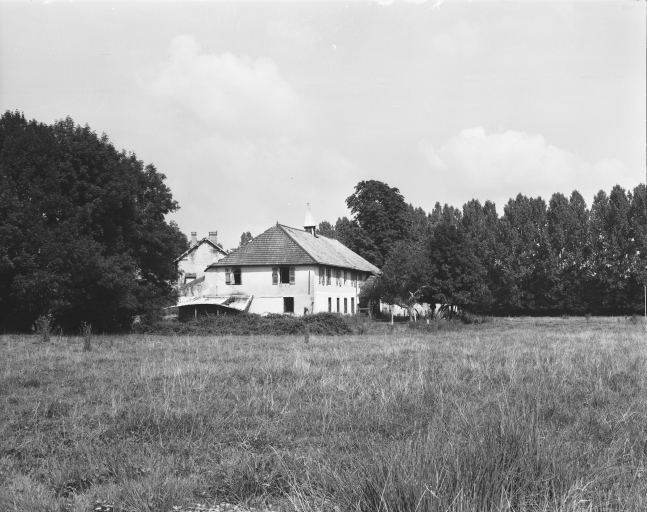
left=304, top=203, right=316, bottom=235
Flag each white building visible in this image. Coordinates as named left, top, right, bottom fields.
left=175, top=231, right=228, bottom=287
left=177, top=220, right=379, bottom=319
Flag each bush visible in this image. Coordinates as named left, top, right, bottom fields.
left=133, top=312, right=354, bottom=336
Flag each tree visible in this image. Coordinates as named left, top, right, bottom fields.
left=587, top=186, right=640, bottom=314
left=317, top=221, right=336, bottom=238
left=239, top=231, right=253, bottom=247
left=460, top=199, right=498, bottom=313
left=629, top=184, right=647, bottom=314
left=426, top=213, right=491, bottom=312
left=379, top=239, right=431, bottom=308
left=346, top=180, right=410, bottom=266
left=497, top=194, right=553, bottom=314
left=0, top=111, right=187, bottom=332
left=546, top=191, right=590, bottom=313
left=334, top=216, right=382, bottom=266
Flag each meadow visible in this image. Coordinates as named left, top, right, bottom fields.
left=1, top=317, right=646, bottom=512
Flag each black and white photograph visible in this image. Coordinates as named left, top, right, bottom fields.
left=1, top=0, right=646, bottom=510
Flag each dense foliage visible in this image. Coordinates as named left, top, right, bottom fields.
left=134, top=312, right=354, bottom=336
left=0, top=111, right=187, bottom=332
left=320, top=180, right=647, bottom=316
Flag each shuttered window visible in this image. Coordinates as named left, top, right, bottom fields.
left=225, top=268, right=231, bottom=285
left=275, top=266, right=295, bottom=284
left=344, top=298, right=348, bottom=314
left=351, top=297, right=355, bottom=314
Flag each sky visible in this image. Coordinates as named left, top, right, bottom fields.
left=1, top=0, right=645, bottom=249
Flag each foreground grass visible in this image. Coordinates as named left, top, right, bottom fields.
left=1, top=317, right=646, bottom=511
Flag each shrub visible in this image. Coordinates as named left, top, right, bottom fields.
left=133, top=312, right=353, bottom=336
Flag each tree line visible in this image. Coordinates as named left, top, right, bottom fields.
left=0, top=112, right=187, bottom=332
left=319, top=180, right=647, bottom=316
left=2, top=110, right=644, bottom=332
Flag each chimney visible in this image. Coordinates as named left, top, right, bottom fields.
left=304, top=203, right=316, bottom=235
left=208, top=231, right=218, bottom=245
left=190, top=231, right=198, bottom=246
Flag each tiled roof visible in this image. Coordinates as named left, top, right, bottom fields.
left=208, top=224, right=380, bottom=273
left=209, top=225, right=317, bottom=267
left=282, top=225, right=380, bottom=273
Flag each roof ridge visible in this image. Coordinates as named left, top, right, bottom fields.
left=277, top=224, right=317, bottom=264
left=174, top=237, right=227, bottom=262
left=281, top=223, right=336, bottom=242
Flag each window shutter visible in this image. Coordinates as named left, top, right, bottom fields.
left=289, top=266, right=295, bottom=284
left=272, top=267, right=278, bottom=285
left=225, top=268, right=231, bottom=285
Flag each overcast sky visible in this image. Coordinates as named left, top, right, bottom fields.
left=1, top=0, right=645, bottom=248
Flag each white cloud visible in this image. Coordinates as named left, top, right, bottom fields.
left=147, top=34, right=363, bottom=247
left=419, top=127, right=635, bottom=210
left=147, top=35, right=304, bottom=137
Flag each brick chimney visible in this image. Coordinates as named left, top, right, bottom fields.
left=208, top=231, right=218, bottom=245
left=190, top=232, right=198, bottom=246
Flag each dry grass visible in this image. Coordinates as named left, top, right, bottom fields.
left=1, top=317, right=646, bottom=511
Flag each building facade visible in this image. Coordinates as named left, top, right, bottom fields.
left=177, top=223, right=379, bottom=318
left=175, top=231, right=228, bottom=286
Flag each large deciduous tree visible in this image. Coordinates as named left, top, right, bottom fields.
left=0, top=111, right=187, bottom=332
left=346, top=180, right=410, bottom=266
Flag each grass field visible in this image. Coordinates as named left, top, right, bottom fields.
left=1, top=317, right=646, bottom=512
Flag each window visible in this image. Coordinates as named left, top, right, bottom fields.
left=319, top=266, right=325, bottom=285
left=273, top=266, right=295, bottom=285
left=335, top=269, right=342, bottom=286
left=326, top=267, right=331, bottom=285
left=226, top=267, right=242, bottom=285
left=284, top=297, right=294, bottom=313
left=328, top=297, right=332, bottom=312
left=351, top=297, right=355, bottom=314
left=336, top=298, right=340, bottom=313
left=344, top=298, right=348, bottom=314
